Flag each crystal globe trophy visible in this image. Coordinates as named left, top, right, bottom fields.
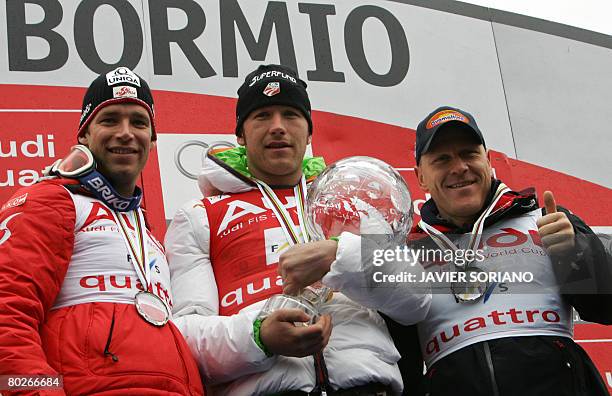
left=258, top=156, right=414, bottom=324
left=306, top=156, right=413, bottom=243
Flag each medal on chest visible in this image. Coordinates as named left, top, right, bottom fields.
left=112, top=208, right=170, bottom=326
left=255, top=177, right=332, bottom=316
left=420, top=183, right=510, bottom=303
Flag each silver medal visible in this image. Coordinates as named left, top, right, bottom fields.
left=135, top=291, right=170, bottom=326
left=451, top=268, right=488, bottom=302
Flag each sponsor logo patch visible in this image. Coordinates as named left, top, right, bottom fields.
left=1, top=193, right=28, bottom=212
left=106, top=66, right=141, bottom=87
left=263, top=82, right=280, bottom=97
left=113, top=85, right=138, bottom=99
left=426, top=110, right=469, bottom=129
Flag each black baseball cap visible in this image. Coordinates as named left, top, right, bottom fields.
left=415, top=106, right=485, bottom=164
left=235, top=64, right=312, bottom=137
left=77, top=66, right=156, bottom=141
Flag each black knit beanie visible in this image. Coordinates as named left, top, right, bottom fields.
left=77, top=66, right=156, bottom=141
left=235, top=64, right=312, bottom=136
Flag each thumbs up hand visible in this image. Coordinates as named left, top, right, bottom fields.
left=536, top=191, right=575, bottom=257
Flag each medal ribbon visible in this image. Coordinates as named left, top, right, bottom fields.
left=111, top=208, right=151, bottom=289
left=255, top=175, right=310, bottom=246
left=419, top=183, right=510, bottom=262
left=256, top=176, right=332, bottom=390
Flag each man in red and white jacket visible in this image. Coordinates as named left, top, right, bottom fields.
left=166, top=64, right=431, bottom=395
left=0, top=67, right=203, bottom=395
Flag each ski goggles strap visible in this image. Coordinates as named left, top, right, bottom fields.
left=78, top=171, right=142, bottom=212
left=51, top=144, right=142, bottom=212
left=51, top=144, right=95, bottom=178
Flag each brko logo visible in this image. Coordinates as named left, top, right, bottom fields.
left=86, top=177, right=131, bottom=210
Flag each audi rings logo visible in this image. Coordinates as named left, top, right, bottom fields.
left=174, top=140, right=235, bottom=180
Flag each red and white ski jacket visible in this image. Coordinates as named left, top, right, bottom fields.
left=166, top=149, right=431, bottom=395
left=0, top=179, right=204, bottom=396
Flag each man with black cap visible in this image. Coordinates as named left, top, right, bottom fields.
left=405, top=106, right=612, bottom=395
left=0, top=67, right=204, bottom=395
left=166, top=64, right=430, bottom=395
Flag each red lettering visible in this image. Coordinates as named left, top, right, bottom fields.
left=109, top=275, right=132, bottom=289
left=79, top=275, right=106, bottom=291
left=528, top=229, right=543, bottom=247
left=464, top=317, right=486, bottom=331
left=542, top=310, right=560, bottom=322
left=77, top=274, right=172, bottom=303
left=507, top=308, right=524, bottom=323
left=526, top=309, right=540, bottom=322
left=486, top=228, right=528, bottom=248
left=430, top=307, right=563, bottom=357
left=81, top=202, right=115, bottom=230
left=488, top=310, right=507, bottom=325
left=440, top=324, right=460, bottom=342
left=426, top=336, right=440, bottom=355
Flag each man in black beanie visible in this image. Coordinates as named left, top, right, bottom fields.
left=235, top=64, right=313, bottom=136
left=232, top=64, right=314, bottom=186
left=0, top=66, right=204, bottom=395
left=166, top=64, right=429, bottom=395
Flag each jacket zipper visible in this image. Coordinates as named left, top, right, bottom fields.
left=103, top=307, right=119, bottom=362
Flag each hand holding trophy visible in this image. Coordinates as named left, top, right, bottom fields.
left=260, top=156, right=413, bottom=324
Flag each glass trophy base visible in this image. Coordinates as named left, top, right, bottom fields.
left=259, top=294, right=318, bottom=325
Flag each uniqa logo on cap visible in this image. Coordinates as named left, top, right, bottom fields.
left=426, top=110, right=468, bottom=129
left=106, top=67, right=141, bottom=87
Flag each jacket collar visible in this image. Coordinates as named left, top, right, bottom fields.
left=198, top=146, right=326, bottom=196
